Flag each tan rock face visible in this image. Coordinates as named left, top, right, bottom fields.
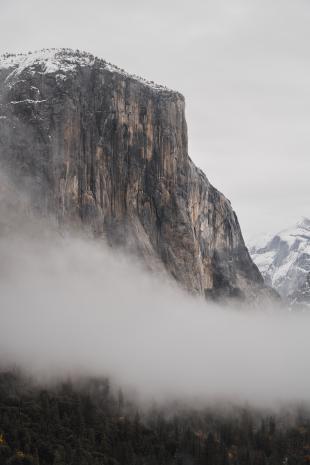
left=0, top=49, right=269, bottom=300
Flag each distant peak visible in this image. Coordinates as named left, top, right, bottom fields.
left=297, top=217, right=310, bottom=229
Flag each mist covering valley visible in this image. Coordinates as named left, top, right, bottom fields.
left=0, top=2, right=310, bottom=464
left=0, top=169, right=309, bottom=410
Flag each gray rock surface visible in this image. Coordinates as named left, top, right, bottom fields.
left=0, top=49, right=271, bottom=301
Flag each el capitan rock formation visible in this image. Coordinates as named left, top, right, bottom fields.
left=0, top=49, right=271, bottom=300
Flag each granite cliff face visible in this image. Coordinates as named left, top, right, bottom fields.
left=0, top=49, right=269, bottom=300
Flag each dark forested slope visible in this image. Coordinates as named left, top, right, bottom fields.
left=0, top=372, right=309, bottom=465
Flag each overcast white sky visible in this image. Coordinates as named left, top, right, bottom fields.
left=0, top=0, right=309, bottom=240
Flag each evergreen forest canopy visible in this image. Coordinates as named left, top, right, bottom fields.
left=0, top=370, right=310, bottom=465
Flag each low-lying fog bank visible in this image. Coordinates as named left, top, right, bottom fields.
left=0, top=168, right=309, bottom=409
left=1, top=230, right=310, bottom=408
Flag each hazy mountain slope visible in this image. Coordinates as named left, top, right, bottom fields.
left=249, top=218, right=310, bottom=308
left=0, top=48, right=271, bottom=301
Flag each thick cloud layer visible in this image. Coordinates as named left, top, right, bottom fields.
left=0, top=174, right=309, bottom=408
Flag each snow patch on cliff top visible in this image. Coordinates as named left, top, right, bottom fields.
left=0, top=48, right=175, bottom=94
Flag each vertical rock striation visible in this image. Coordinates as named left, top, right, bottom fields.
left=0, top=49, right=270, bottom=300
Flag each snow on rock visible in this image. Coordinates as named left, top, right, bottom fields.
left=249, top=217, right=310, bottom=308
left=10, top=99, right=47, bottom=104
left=0, top=48, right=174, bottom=93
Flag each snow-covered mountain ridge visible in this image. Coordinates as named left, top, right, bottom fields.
left=249, top=218, right=310, bottom=308
left=0, top=48, right=175, bottom=94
